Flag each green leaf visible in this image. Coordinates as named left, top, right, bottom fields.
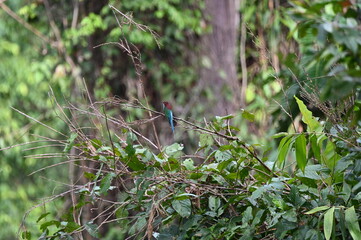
left=282, top=209, right=297, bottom=223
left=345, top=206, right=361, bottom=240
left=115, top=208, right=129, bottom=226
left=99, top=155, right=109, bottom=163
left=310, top=134, right=321, bottom=161
left=85, top=221, right=100, bottom=238
left=277, top=135, right=293, bottom=168
left=40, top=220, right=60, bottom=232
left=272, top=132, right=289, bottom=139
left=36, top=212, right=50, bottom=223
left=182, top=158, right=195, bottom=170
left=123, top=155, right=146, bottom=171
left=199, top=134, right=214, bottom=147
left=351, top=181, right=361, bottom=193
left=335, top=155, right=354, bottom=173
left=294, top=96, right=321, bottom=131
left=295, top=134, right=307, bottom=173
left=125, top=144, right=136, bottom=156
left=341, top=182, right=352, bottom=203
left=84, top=172, right=96, bottom=180
left=248, top=187, right=266, bottom=205
left=305, top=206, right=330, bottom=214
left=324, top=206, right=334, bottom=240
left=241, top=109, right=255, bottom=122
left=215, top=114, right=234, bottom=121
left=215, top=150, right=231, bottom=162
left=21, top=231, right=31, bottom=240
left=100, top=172, right=116, bottom=195
left=211, top=174, right=227, bottom=185
left=208, top=196, right=221, bottom=212
left=242, top=206, right=253, bottom=223
left=62, top=221, right=81, bottom=233
left=126, top=131, right=137, bottom=144
left=165, top=143, right=184, bottom=157
left=96, top=146, right=112, bottom=153
left=296, top=164, right=324, bottom=180
left=172, top=199, right=192, bottom=218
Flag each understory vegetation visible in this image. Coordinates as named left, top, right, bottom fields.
left=20, top=92, right=361, bottom=240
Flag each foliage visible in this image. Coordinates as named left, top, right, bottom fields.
left=0, top=2, right=70, bottom=239
left=0, top=0, right=204, bottom=237
left=1, top=0, right=361, bottom=239
left=18, top=95, right=361, bottom=239
left=280, top=1, right=361, bottom=117
left=282, top=0, right=361, bottom=102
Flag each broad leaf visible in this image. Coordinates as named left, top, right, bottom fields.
left=294, top=96, right=321, bottom=131
left=172, top=199, right=192, bottom=218
left=241, top=109, right=255, bottom=122
left=208, top=196, right=221, bottom=212
left=295, top=134, right=307, bottom=173
left=199, top=134, right=214, bottom=147
left=165, top=143, right=184, bottom=157
left=324, top=206, right=334, bottom=240
left=182, top=158, right=195, bottom=170
left=345, top=206, right=361, bottom=240
left=100, top=172, right=116, bottom=195
left=84, top=221, right=100, bottom=238
left=215, top=150, right=231, bottom=162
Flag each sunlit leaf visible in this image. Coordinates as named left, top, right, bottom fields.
left=199, top=134, right=214, bottom=147
left=305, top=206, right=330, bottom=214
left=40, top=220, right=60, bottom=232
left=324, top=206, right=334, bottom=240
left=182, top=158, right=195, bottom=170
left=272, top=132, right=288, bottom=138
left=294, top=96, right=321, bottom=131
left=345, top=206, right=361, bottom=240
left=165, top=143, right=184, bottom=157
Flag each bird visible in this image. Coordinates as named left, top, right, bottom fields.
left=162, top=101, right=176, bottom=133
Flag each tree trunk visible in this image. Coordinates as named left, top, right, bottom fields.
left=200, top=0, right=241, bottom=116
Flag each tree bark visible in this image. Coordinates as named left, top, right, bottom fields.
left=200, top=0, right=241, bottom=116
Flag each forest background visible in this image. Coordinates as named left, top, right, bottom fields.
left=1, top=0, right=361, bottom=239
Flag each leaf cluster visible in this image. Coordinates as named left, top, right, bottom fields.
left=20, top=96, right=361, bottom=240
